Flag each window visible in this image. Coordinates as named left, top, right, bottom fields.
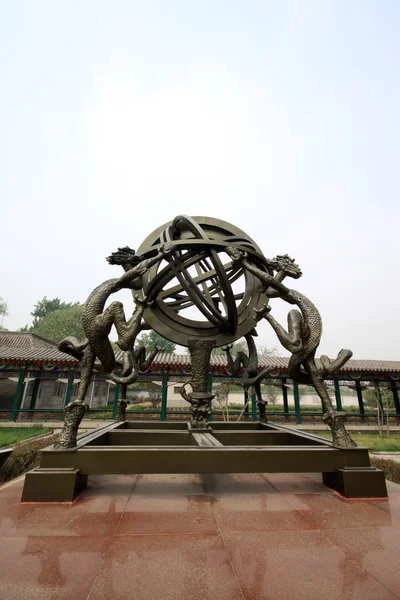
left=174, top=386, right=182, bottom=394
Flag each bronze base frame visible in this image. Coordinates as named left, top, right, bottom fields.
left=21, top=421, right=387, bottom=502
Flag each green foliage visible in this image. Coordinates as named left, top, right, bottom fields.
left=363, top=386, right=394, bottom=409
left=32, top=305, right=84, bottom=342
left=213, top=341, right=278, bottom=357
left=265, top=385, right=279, bottom=404
left=0, top=297, right=8, bottom=317
left=31, top=296, right=79, bottom=324
left=213, top=339, right=247, bottom=355
left=136, top=330, right=176, bottom=354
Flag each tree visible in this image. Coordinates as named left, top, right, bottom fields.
left=265, top=385, right=279, bottom=405
left=363, top=386, right=394, bottom=409
left=0, top=297, right=8, bottom=328
left=136, top=330, right=175, bottom=354
left=145, top=382, right=162, bottom=410
left=32, top=305, right=85, bottom=342
left=212, top=340, right=278, bottom=358
left=257, top=345, right=279, bottom=358
left=212, top=339, right=247, bottom=355
left=31, top=297, right=79, bottom=324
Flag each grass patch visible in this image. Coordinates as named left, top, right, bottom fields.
left=309, top=431, right=400, bottom=452
left=0, top=427, right=51, bottom=448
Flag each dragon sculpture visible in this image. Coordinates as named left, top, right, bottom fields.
left=56, top=245, right=171, bottom=447
left=226, top=248, right=356, bottom=448
left=222, top=329, right=272, bottom=422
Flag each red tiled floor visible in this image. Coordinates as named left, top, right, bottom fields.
left=324, top=526, right=400, bottom=597
left=0, top=496, right=34, bottom=535
left=286, top=492, right=400, bottom=529
left=210, top=492, right=318, bottom=532
left=201, top=472, right=277, bottom=495
left=89, top=534, right=243, bottom=600
left=0, top=536, right=109, bottom=600
left=118, top=494, right=218, bottom=534
left=1, top=472, right=400, bottom=599
left=6, top=496, right=126, bottom=537
left=266, top=472, right=335, bottom=495
left=223, top=529, right=397, bottom=600
left=134, top=473, right=206, bottom=495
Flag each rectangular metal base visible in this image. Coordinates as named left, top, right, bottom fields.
left=22, top=421, right=388, bottom=501
left=323, top=467, right=388, bottom=498
left=21, top=468, right=88, bottom=502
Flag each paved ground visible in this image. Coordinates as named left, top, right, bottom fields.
left=1, top=473, right=400, bottom=599
left=372, top=453, right=400, bottom=463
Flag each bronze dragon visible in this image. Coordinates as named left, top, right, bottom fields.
left=58, top=244, right=171, bottom=409
left=222, top=329, right=272, bottom=422
left=226, top=247, right=356, bottom=447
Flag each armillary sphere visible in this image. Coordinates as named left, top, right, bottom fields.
left=136, top=215, right=271, bottom=347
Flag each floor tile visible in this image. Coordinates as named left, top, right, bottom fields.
left=0, top=496, right=35, bottom=535
left=201, top=473, right=277, bottom=495
left=385, top=480, right=400, bottom=494
left=118, top=494, right=218, bottom=534
left=266, top=473, right=334, bottom=495
left=325, top=526, right=400, bottom=597
left=83, top=474, right=137, bottom=497
left=210, top=493, right=317, bottom=532
left=6, top=499, right=124, bottom=537
left=133, top=473, right=205, bottom=496
left=286, top=493, right=400, bottom=529
left=0, top=536, right=109, bottom=600
left=0, top=477, right=25, bottom=498
left=223, top=529, right=397, bottom=600
left=89, top=534, right=243, bottom=600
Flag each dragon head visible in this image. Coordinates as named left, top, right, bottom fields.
left=107, top=246, right=143, bottom=269
left=269, top=254, right=302, bottom=279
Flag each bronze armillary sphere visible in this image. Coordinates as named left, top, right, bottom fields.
left=137, top=215, right=271, bottom=347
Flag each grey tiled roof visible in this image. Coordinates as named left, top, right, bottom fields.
left=0, top=333, right=399, bottom=375
left=0, top=332, right=57, bottom=350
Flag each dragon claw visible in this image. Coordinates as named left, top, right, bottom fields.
left=222, top=344, right=233, bottom=352
left=254, top=304, right=271, bottom=321
left=66, top=400, right=88, bottom=411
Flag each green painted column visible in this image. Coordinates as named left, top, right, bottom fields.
left=112, top=384, right=120, bottom=419
left=293, top=381, right=301, bottom=424
left=334, top=379, right=343, bottom=411
left=375, top=380, right=385, bottom=424
left=207, top=371, right=213, bottom=421
left=63, top=369, right=75, bottom=408
left=29, top=378, right=41, bottom=411
left=282, top=378, right=289, bottom=420
left=10, top=365, right=27, bottom=422
left=160, top=370, right=168, bottom=421
left=244, top=388, right=249, bottom=420
left=355, top=381, right=365, bottom=421
left=251, top=388, right=257, bottom=421
left=391, top=382, right=400, bottom=417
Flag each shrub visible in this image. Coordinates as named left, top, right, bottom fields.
left=370, top=457, right=400, bottom=485
left=0, top=433, right=59, bottom=485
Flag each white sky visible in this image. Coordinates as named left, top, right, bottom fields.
left=0, top=1, right=399, bottom=359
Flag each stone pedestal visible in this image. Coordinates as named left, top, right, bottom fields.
left=323, top=467, right=387, bottom=498
left=21, top=468, right=88, bottom=503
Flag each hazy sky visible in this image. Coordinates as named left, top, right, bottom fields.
left=1, top=1, right=399, bottom=359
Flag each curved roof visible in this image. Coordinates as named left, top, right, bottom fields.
left=0, top=332, right=399, bottom=377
